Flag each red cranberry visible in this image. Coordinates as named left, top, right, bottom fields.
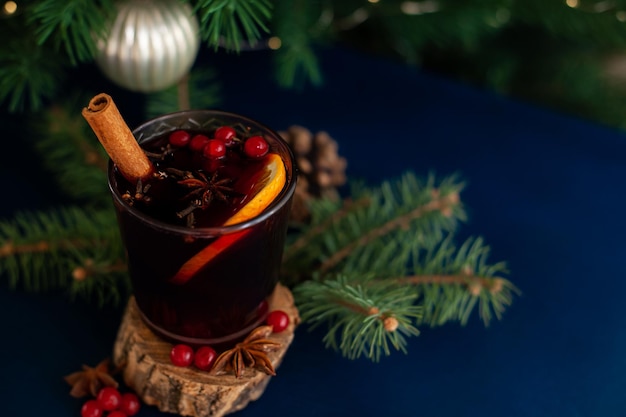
left=266, top=310, right=290, bottom=333
left=214, top=126, right=237, bottom=147
left=168, top=130, right=191, bottom=147
left=107, top=411, right=127, bottom=417
left=189, top=134, right=210, bottom=152
left=81, top=400, right=103, bottom=417
left=194, top=346, right=218, bottom=371
left=120, top=392, right=141, bottom=416
left=96, top=386, right=122, bottom=411
left=170, top=344, right=194, bottom=367
left=243, top=136, right=269, bottom=159
left=203, top=139, right=226, bottom=159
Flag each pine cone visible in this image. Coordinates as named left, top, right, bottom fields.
left=279, top=126, right=347, bottom=223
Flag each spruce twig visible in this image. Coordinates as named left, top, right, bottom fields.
left=271, top=0, right=323, bottom=88
left=193, top=0, right=273, bottom=51
left=28, top=0, right=115, bottom=65
left=290, top=173, right=517, bottom=361
left=319, top=190, right=460, bottom=273
left=0, top=206, right=128, bottom=306
left=35, top=101, right=111, bottom=205
left=282, top=172, right=465, bottom=282
left=295, top=276, right=422, bottom=361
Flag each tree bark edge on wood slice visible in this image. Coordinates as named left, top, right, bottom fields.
left=112, top=283, right=300, bottom=417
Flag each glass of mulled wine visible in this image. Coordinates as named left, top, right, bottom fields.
left=107, top=110, right=296, bottom=347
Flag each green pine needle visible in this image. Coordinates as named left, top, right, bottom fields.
left=282, top=172, right=465, bottom=280
left=0, top=206, right=125, bottom=304
left=0, top=18, right=64, bottom=112
left=34, top=100, right=111, bottom=206
left=407, top=236, right=519, bottom=326
left=287, top=172, right=518, bottom=360
left=193, top=0, right=273, bottom=51
left=28, top=0, right=116, bottom=65
left=295, top=275, right=422, bottom=361
left=271, top=0, right=323, bottom=88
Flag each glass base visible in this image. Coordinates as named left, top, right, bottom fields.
left=137, top=306, right=268, bottom=349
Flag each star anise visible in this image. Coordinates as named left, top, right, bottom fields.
left=210, top=325, right=282, bottom=378
left=166, top=168, right=237, bottom=221
left=63, top=358, right=118, bottom=398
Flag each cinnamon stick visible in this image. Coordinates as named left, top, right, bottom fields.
left=82, top=93, right=154, bottom=181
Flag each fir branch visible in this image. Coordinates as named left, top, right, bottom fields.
left=401, top=235, right=518, bottom=327
left=34, top=101, right=111, bottom=206
left=0, top=16, right=64, bottom=112
left=287, top=171, right=517, bottom=361
left=271, top=0, right=323, bottom=88
left=320, top=187, right=460, bottom=273
left=27, top=0, right=116, bottom=65
left=282, top=172, right=465, bottom=281
left=293, top=232, right=518, bottom=361
left=0, top=206, right=128, bottom=306
left=294, top=275, right=422, bottom=361
left=193, top=0, right=273, bottom=51
left=70, top=259, right=130, bottom=307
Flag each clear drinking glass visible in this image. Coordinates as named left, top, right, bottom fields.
left=108, top=110, right=296, bottom=348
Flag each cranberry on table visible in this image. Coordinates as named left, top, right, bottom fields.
left=203, top=139, right=226, bottom=159
left=96, top=386, right=122, bottom=411
left=214, top=126, right=237, bottom=147
left=194, top=346, right=218, bottom=371
left=168, top=130, right=191, bottom=147
left=266, top=310, right=290, bottom=333
left=120, top=392, right=141, bottom=416
left=243, top=136, right=269, bottom=159
left=170, top=344, right=194, bottom=367
left=107, top=411, right=127, bottom=417
left=189, top=134, right=211, bottom=152
left=81, top=399, right=103, bottom=417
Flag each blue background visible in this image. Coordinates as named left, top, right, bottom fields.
left=2, top=46, right=626, bottom=416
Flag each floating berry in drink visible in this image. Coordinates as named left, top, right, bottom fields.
left=214, top=126, right=237, bottom=147
left=189, top=134, right=210, bottom=152
left=169, top=130, right=191, bottom=147
left=203, top=139, right=226, bottom=159
left=244, top=135, right=269, bottom=159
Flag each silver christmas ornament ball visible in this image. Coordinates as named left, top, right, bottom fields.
left=95, top=0, right=200, bottom=93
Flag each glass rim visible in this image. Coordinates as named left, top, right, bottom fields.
left=107, top=109, right=297, bottom=237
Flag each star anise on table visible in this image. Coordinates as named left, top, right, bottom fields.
left=210, top=325, right=282, bottom=378
left=63, top=358, right=119, bottom=398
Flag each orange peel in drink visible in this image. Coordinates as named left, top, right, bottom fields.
left=170, top=153, right=287, bottom=284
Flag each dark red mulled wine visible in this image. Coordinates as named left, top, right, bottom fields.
left=108, top=110, right=296, bottom=347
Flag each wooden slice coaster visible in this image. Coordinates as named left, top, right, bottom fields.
left=112, top=283, right=300, bottom=417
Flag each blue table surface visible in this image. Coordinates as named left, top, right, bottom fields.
left=2, top=46, right=626, bottom=417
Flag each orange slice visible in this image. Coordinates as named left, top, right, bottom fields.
left=170, top=153, right=287, bottom=284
